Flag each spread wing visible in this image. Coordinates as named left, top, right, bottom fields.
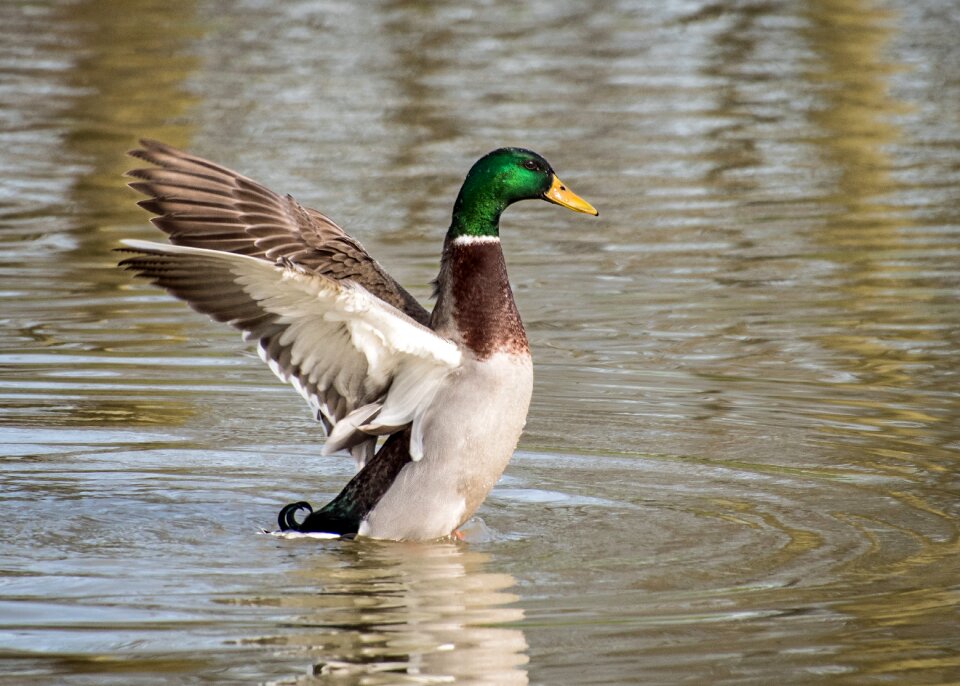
left=125, top=139, right=430, bottom=326
left=119, top=241, right=460, bottom=465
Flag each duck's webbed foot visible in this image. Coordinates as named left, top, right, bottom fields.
left=278, top=501, right=313, bottom=531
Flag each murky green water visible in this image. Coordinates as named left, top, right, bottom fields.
left=2, top=1, right=959, bottom=684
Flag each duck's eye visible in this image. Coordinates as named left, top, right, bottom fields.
left=523, top=160, right=538, bottom=171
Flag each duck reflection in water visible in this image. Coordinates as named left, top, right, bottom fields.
left=254, top=539, right=528, bottom=684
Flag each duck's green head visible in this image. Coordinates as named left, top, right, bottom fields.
left=449, top=147, right=598, bottom=239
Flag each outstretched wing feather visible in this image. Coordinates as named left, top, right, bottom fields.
left=118, top=240, right=459, bottom=462
left=126, top=139, right=430, bottom=325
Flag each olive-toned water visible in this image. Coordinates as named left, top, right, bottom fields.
left=2, top=1, right=959, bottom=684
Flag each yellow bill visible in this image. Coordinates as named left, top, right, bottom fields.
left=544, top=175, right=599, bottom=216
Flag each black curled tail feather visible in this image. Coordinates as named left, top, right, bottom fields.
left=276, top=428, right=414, bottom=537
left=278, top=501, right=313, bottom=531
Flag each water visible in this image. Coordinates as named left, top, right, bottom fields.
left=1, top=0, right=959, bottom=683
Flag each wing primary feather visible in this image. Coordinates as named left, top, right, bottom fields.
left=121, top=142, right=453, bottom=462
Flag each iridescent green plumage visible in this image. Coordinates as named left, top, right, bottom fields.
left=448, top=147, right=594, bottom=238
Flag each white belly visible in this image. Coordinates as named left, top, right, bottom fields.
left=359, top=352, right=533, bottom=541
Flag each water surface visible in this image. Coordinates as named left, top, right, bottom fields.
left=1, top=1, right=959, bottom=684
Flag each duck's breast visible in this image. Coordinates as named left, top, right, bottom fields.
left=358, top=351, right=533, bottom=541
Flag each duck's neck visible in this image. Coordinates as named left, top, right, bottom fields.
left=446, top=169, right=508, bottom=239
left=432, top=230, right=529, bottom=359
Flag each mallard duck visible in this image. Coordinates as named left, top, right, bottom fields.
left=119, top=140, right=597, bottom=541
